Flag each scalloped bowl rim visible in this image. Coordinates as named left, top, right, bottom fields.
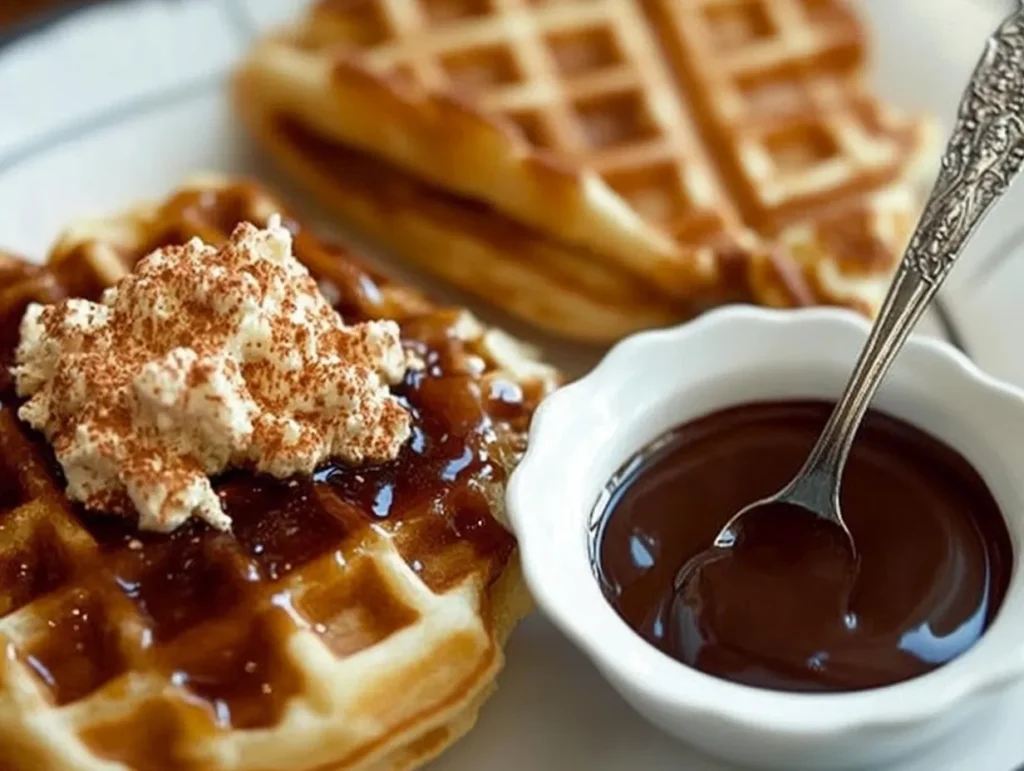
left=507, top=306, right=1024, bottom=740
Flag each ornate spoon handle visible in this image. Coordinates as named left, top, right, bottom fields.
left=795, top=5, right=1024, bottom=491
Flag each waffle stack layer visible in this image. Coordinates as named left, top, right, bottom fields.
left=235, top=0, right=935, bottom=342
left=0, top=177, right=556, bottom=771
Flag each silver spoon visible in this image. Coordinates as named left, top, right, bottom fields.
left=710, top=4, right=1024, bottom=558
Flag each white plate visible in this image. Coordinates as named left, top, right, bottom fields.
left=0, top=1, right=1021, bottom=768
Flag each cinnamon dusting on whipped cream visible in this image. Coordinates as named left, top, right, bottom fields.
left=13, top=216, right=412, bottom=532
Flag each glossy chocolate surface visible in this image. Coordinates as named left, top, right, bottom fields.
left=595, top=401, right=1012, bottom=692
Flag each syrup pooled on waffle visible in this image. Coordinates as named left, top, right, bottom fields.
left=0, top=179, right=555, bottom=771
left=235, top=0, right=935, bottom=341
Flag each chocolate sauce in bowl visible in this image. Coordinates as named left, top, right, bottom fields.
left=594, top=401, right=1012, bottom=693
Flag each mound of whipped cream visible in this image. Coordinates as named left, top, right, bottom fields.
left=14, top=216, right=412, bottom=532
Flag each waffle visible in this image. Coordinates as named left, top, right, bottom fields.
left=234, top=0, right=935, bottom=341
left=0, top=177, right=557, bottom=771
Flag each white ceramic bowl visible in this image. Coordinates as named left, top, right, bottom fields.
left=506, top=307, right=1024, bottom=770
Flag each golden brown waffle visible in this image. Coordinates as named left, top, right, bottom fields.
left=648, top=0, right=932, bottom=234
left=234, top=0, right=935, bottom=341
left=0, top=177, right=556, bottom=771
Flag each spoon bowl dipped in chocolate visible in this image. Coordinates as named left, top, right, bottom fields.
left=668, top=4, right=1024, bottom=691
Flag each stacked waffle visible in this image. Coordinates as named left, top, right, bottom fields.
left=0, top=177, right=555, bottom=771
left=235, top=0, right=935, bottom=342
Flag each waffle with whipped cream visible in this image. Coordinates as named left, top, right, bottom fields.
left=0, top=177, right=555, bottom=771
left=234, top=0, right=934, bottom=341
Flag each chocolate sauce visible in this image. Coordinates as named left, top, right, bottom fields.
left=595, top=401, right=1012, bottom=693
